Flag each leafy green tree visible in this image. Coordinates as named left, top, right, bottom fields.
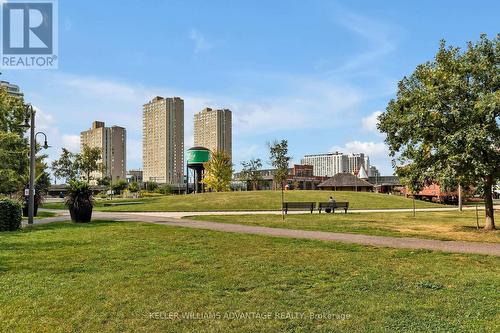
left=110, top=179, right=128, bottom=195
left=51, top=148, right=78, bottom=181
left=76, top=145, right=103, bottom=182
left=128, top=181, right=139, bottom=193
left=0, top=132, right=28, bottom=194
left=97, top=177, right=111, bottom=186
left=0, top=87, right=26, bottom=136
left=145, top=181, right=158, bottom=192
left=201, top=150, right=233, bottom=192
left=0, top=87, right=28, bottom=194
left=269, top=140, right=291, bottom=218
left=240, top=158, right=263, bottom=190
left=378, top=34, right=499, bottom=230
left=156, top=184, right=172, bottom=195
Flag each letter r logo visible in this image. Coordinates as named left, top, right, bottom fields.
left=2, top=2, right=53, bottom=54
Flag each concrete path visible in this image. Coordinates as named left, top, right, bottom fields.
left=30, top=210, right=500, bottom=256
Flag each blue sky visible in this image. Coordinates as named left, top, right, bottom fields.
left=4, top=0, right=499, bottom=175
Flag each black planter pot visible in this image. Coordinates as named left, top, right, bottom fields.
left=68, top=205, right=93, bottom=223
left=22, top=203, right=39, bottom=217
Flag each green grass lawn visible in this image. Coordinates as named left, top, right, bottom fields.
left=42, top=190, right=446, bottom=212
left=20, top=210, right=56, bottom=220
left=0, top=221, right=498, bottom=332
left=189, top=211, right=500, bottom=243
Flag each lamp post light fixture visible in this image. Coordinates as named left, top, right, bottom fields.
left=21, top=104, right=50, bottom=225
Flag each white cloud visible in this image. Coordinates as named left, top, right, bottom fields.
left=331, top=141, right=388, bottom=158
left=61, top=134, right=80, bottom=153
left=189, top=29, right=212, bottom=53
left=361, top=111, right=383, bottom=134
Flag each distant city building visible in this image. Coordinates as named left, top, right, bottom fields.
left=369, top=166, right=380, bottom=178
left=80, top=121, right=126, bottom=183
left=193, top=107, right=232, bottom=159
left=0, top=80, right=23, bottom=97
left=301, top=152, right=371, bottom=177
left=143, top=96, right=184, bottom=184
left=347, top=153, right=370, bottom=175
left=301, top=152, right=348, bottom=177
left=233, top=164, right=327, bottom=190
left=126, top=169, right=143, bottom=184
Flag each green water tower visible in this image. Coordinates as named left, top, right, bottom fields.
left=186, top=146, right=211, bottom=193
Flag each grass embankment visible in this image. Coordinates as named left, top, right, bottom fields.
left=1, top=221, right=499, bottom=332
left=42, top=191, right=446, bottom=212
left=190, top=211, right=500, bottom=243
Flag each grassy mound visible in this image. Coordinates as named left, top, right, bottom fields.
left=43, top=190, right=446, bottom=212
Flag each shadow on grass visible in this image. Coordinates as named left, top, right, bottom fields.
left=0, top=220, right=125, bottom=237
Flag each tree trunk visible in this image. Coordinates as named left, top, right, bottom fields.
left=484, top=176, right=496, bottom=230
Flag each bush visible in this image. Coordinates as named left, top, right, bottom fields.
left=155, top=184, right=172, bottom=195
left=0, top=198, right=22, bottom=231
left=140, top=191, right=163, bottom=198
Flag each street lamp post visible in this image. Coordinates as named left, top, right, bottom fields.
left=20, top=104, right=50, bottom=225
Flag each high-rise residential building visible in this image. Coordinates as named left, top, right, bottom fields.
left=142, top=96, right=184, bottom=184
left=0, top=80, right=23, bottom=97
left=80, top=121, right=126, bottom=183
left=193, top=107, right=232, bottom=159
left=347, top=153, right=370, bottom=175
left=301, top=152, right=348, bottom=177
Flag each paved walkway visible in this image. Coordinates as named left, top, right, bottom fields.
left=31, top=210, right=500, bottom=256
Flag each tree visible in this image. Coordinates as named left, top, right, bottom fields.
left=201, top=150, right=233, bottom=192
left=0, top=87, right=28, bottom=194
left=145, top=181, right=158, bottom=192
left=240, top=158, right=263, bottom=190
left=110, top=179, right=128, bottom=195
left=378, top=34, right=500, bottom=230
left=0, top=132, right=28, bottom=194
left=76, top=145, right=103, bottom=182
left=51, top=148, right=78, bottom=182
left=97, top=177, right=111, bottom=186
left=128, top=181, right=139, bottom=193
left=0, top=86, right=26, bottom=136
left=269, top=140, right=291, bottom=219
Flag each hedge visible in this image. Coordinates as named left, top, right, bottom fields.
left=0, top=198, right=22, bottom=231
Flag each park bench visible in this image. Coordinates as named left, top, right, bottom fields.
left=317, top=202, right=349, bottom=214
left=282, top=202, right=315, bottom=214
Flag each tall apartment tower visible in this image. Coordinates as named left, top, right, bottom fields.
left=0, top=80, right=23, bottom=97
left=193, top=107, right=232, bottom=159
left=80, top=121, right=126, bottom=183
left=347, top=153, right=370, bottom=174
left=143, top=96, right=184, bottom=184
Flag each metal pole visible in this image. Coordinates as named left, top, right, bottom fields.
left=28, top=107, right=35, bottom=225
left=475, top=204, right=479, bottom=230
left=458, top=184, right=462, bottom=212
left=412, top=196, right=416, bottom=218
left=281, top=181, right=285, bottom=220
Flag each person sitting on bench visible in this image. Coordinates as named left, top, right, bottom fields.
left=327, top=196, right=336, bottom=213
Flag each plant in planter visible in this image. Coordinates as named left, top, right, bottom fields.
left=65, top=180, right=94, bottom=223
